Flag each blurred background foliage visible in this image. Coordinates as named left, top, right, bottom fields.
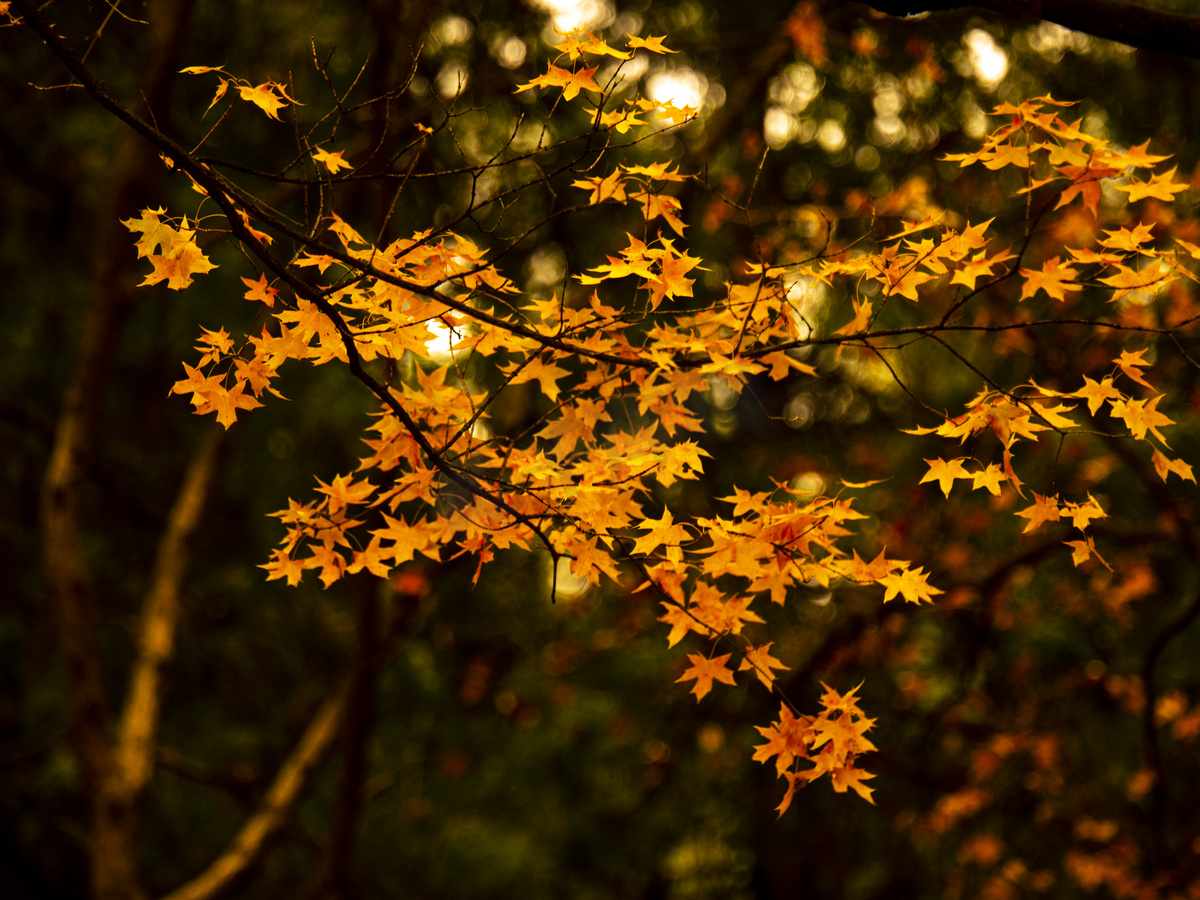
left=4, top=0, right=1200, bottom=897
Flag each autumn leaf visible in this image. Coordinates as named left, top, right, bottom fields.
left=676, top=653, right=737, bottom=701
left=312, top=146, right=353, bottom=174
left=1151, top=449, right=1196, bottom=483
left=208, top=378, right=264, bottom=429
left=1074, top=375, right=1122, bottom=415
left=879, top=566, right=942, bottom=604
left=572, top=170, right=627, bottom=204
left=515, top=63, right=601, bottom=101
left=1064, top=535, right=1112, bottom=570
left=739, top=643, right=790, bottom=690
left=123, top=207, right=177, bottom=258
left=1110, top=394, right=1173, bottom=444
left=626, top=34, right=678, bottom=54
left=970, top=463, right=1007, bottom=495
left=1019, top=256, right=1081, bottom=302
left=1114, top=349, right=1155, bottom=389
left=1061, top=494, right=1106, bottom=531
left=314, top=474, right=375, bottom=516
left=241, top=273, right=278, bottom=307
left=136, top=221, right=217, bottom=291
left=1016, top=492, right=1061, bottom=533
left=1114, top=166, right=1189, bottom=202
left=920, top=457, right=970, bottom=498
left=631, top=508, right=691, bottom=562
left=237, top=82, right=300, bottom=120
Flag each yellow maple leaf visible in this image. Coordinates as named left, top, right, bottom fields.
left=626, top=34, right=678, bottom=54
left=515, top=63, right=601, bottom=101
left=1016, top=492, right=1061, bottom=533
left=1110, top=395, right=1173, bottom=445
left=739, top=643, right=789, bottom=690
left=1151, top=449, right=1196, bottom=484
left=1019, top=255, right=1081, bottom=302
left=676, top=653, right=737, bottom=702
left=879, top=565, right=942, bottom=604
left=1074, top=375, right=1122, bottom=415
left=1114, top=166, right=1189, bottom=202
left=312, top=146, right=353, bottom=174
left=920, top=457, right=970, bottom=498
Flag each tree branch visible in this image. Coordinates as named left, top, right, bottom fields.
left=160, top=684, right=348, bottom=900
left=111, top=429, right=223, bottom=806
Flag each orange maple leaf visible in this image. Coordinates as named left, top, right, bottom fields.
left=1110, top=395, right=1173, bottom=444
left=241, top=273, right=278, bottom=307
left=626, top=34, right=678, bottom=54
left=920, top=457, right=970, bottom=497
left=1019, top=256, right=1081, bottom=302
left=515, top=63, right=601, bottom=101
left=1016, top=492, right=1061, bottom=533
left=237, top=82, right=300, bottom=121
left=1114, top=349, right=1155, bottom=389
left=1115, top=166, right=1189, bottom=202
left=676, top=653, right=737, bottom=702
left=631, top=508, right=691, bottom=561
left=1151, top=449, right=1196, bottom=484
left=739, top=643, right=789, bottom=690
left=1074, top=375, right=1122, bottom=415
left=312, top=146, right=354, bottom=174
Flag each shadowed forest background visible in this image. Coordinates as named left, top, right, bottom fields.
left=5, top=0, right=1200, bottom=898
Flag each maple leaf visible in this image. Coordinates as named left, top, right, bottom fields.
left=500, top=356, right=572, bottom=401
left=1114, top=349, right=1155, bottom=389
left=371, top=513, right=436, bottom=564
left=626, top=34, right=678, bottom=54
left=1097, top=222, right=1155, bottom=252
left=1032, top=401, right=1078, bottom=430
left=676, top=653, right=737, bottom=702
left=879, top=566, right=942, bottom=604
left=970, top=463, right=1007, bottom=496
left=312, top=146, right=353, bottom=174
left=830, top=764, right=876, bottom=804
left=599, top=107, right=647, bottom=133
left=346, top=535, right=392, bottom=578
left=1074, top=375, right=1122, bottom=415
left=835, top=297, right=873, bottom=338
left=1110, top=395, right=1173, bottom=445
left=655, top=103, right=698, bottom=126
left=572, top=170, right=627, bottom=204
left=754, top=703, right=813, bottom=777
left=1061, top=494, right=1106, bottom=531
left=1108, top=139, right=1171, bottom=169
left=1151, top=449, right=1196, bottom=484
left=314, top=474, right=375, bottom=516
left=237, top=82, right=300, bottom=121
left=1054, top=163, right=1117, bottom=216
left=1115, top=166, right=1189, bottom=202
left=515, top=63, right=601, bottom=101
left=1016, top=492, right=1061, bottom=533
left=236, top=208, right=273, bottom=245
left=1064, top=535, right=1112, bottom=570
left=1019, top=256, right=1081, bottom=302
left=739, top=643, right=790, bottom=690
left=920, top=457, right=970, bottom=498
left=208, top=378, right=263, bottom=429
left=632, top=508, right=690, bottom=562
left=123, top=207, right=177, bottom=258
left=260, top=549, right=306, bottom=587
left=139, top=225, right=218, bottom=291
left=241, top=273, right=278, bottom=307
